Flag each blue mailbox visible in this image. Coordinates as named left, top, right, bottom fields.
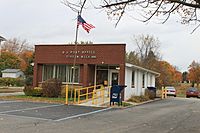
left=110, top=85, right=127, bottom=106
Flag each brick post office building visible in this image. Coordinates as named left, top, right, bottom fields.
left=33, top=44, right=159, bottom=100
left=33, top=44, right=125, bottom=88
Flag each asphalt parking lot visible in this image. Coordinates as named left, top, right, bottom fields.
left=0, top=100, right=110, bottom=122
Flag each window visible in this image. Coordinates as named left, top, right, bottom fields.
left=55, top=65, right=66, bottom=82
left=68, top=66, right=79, bottom=83
left=96, top=70, right=108, bottom=85
left=42, top=64, right=80, bottom=83
left=131, top=71, right=135, bottom=88
left=42, top=65, right=54, bottom=81
left=142, top=73, right=145, bottom=88
left=150, top=75, right=153, bottom=86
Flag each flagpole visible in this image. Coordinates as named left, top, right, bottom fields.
left=71, top=11, right=80, bottom=100
left=74, top=12, right=80, bottom=45
left=71, top=0, right=87, bottom=101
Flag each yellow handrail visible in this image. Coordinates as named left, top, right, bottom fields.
left=74, top=85, right=102, bottom=104
left=92, top=86, right=111, bottom=105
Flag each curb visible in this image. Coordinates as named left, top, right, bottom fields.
left=122, top=98, right=162, bottom=109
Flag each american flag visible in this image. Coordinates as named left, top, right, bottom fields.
left=77, top=15, right=95, bottom=33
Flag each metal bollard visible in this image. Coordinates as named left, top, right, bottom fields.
left=161, top=87, right=164, bottom=99
left=164, top=87, right=167, bottom=98
left=65, top=85, right=69, bottom=105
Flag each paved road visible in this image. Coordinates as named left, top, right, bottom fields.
left=1, top=97, right=200, bottom=133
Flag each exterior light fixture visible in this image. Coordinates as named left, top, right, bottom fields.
left=116, top=67, right=120, bottom=70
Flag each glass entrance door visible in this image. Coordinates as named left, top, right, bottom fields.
left=96, top=70, right=108, bottom=85
left=111, top=72, right=119, bottom=86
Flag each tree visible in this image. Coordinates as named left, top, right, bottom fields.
left=2, top=38, right=33, bottom=55
left=182, top=71, right=189, bottom=83
left=0, top=51, right=21, bottom=76
left=126, top=51, right=140, bottom=65
left=1, top=38, right=34, bottom=76
left=127, top=34, right=182, bottom=88
left=22, top=51, right=34, bottom=76
left=62, top=0, right=200, bottom=31
left=174, top=69, right=182, bottom=83
left=188, top=61, right=200, bottom=87
left=156, top=61, right=181, bottom=87
left=133, top=34, right=160, bottom=70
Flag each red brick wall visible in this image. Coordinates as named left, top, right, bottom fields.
left=33, top=44, right=126, bottom=87
left=35, top=44, right=125, bottom=64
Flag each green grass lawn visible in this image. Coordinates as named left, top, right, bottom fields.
left=0, top=95, right=75, bottom=104
left=177, top=94, right=186, bottom=97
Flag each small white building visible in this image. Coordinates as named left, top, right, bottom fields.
left=1, top=69, right=24, bottom=78
left=125, top=63, right=160, bottom=100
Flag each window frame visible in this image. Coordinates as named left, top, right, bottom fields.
left=42, top=64, right=80, bottom=84
left=131, top=71, right=135, bottom=88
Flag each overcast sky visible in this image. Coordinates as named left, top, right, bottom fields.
left=1, top=0, right=200, bottom=72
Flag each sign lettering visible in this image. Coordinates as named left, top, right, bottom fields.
left=62, top=50, right=97, bottom=59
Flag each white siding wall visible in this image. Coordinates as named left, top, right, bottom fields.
left=147, top=73, right=151, bottom=87
left=125, top=67, right=135, bottom=100
left=2, top=73, right=17, bottom=78
left=151, top=76, right=156, bottom=87
left=138, top=70, right=143, bottom=96
left=134, top=70, right=139, bottom=96
left=2, top=72, right=24, bottom=78
left=125, top=66, right=157, bottom=100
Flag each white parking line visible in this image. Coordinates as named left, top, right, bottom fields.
left=0, top=113, right=53, bottom=121
left=55, top=107, right=112, bottom=122
left=0, top=104, right=64, bottom=114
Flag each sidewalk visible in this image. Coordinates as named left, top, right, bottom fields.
left=79, top=97, right=110, bottom=107
left=79, top=97, right=161, bottom=108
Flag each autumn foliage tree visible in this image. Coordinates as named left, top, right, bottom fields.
left=188, top=61, right=200, bottom=87
left=0, top=51, right=21, bottom=76
left=0, top=38, right=34, bottom=76
left=155, top=61, right=182, bottom=88
left=127, top=34, right=181, bottom=88
left=2, top=38, right=32, bottom=55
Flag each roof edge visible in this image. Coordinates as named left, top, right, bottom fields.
left=35, top=43, right=126, bottom=46
left=126, top=63, right=160, bottom=76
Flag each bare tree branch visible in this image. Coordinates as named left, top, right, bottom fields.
left=102, top=0, right=137, bottom=8
left=115, top=3, right=128, bottom=27
left=63, top=0, right=200, bottom=32
left=80, top=0, right=87, bottom=14
left=143, top=0, right=164, bottom=22
left=191, top=22, right=200, bottom=33
left=169, top=0, right=200, bottom=8
left=102, top=0, right=200, bottom=8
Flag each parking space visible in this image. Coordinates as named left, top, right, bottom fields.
left=0, top=100, right=111, bottom=122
